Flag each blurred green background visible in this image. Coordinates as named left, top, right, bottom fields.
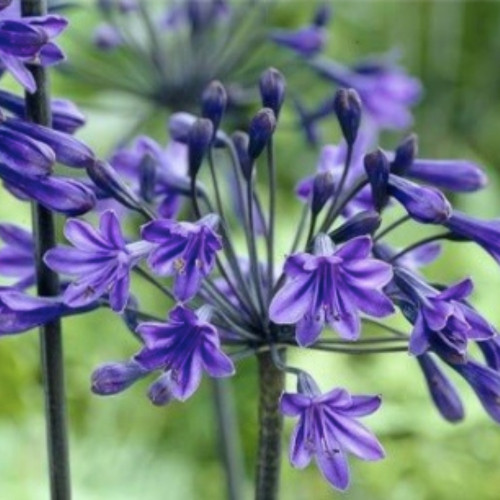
left=2, top=1, right=500, bottom=499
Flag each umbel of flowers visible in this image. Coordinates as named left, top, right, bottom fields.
left=3, top=60, right=500, bottom=495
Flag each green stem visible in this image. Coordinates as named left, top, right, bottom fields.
left=22, top=1, right=71, bottom=498
left=255, top=350, right=285, bottom=500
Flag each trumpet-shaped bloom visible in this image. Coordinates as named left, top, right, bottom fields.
left=134, top=305, right=234, bottom=404
left=45, top=210, right=152, bottom=311
left=281, top=379, right=384, bottom=491
left=270, top=235, right=394, bottom=345
left=142, top=213, right=222, bottom=302
left=394, top=270, right=494, bottom=361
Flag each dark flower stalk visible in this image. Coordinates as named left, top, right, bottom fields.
left=21, top=0, right=71, bottom=499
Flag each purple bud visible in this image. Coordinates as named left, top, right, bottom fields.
left=2, top=119, right=95, bottom=168
left=311, top=171, right=334, bottom=215
left=332, top=88, right=362, bottom=146
left=169, top=112, right=226, bottom=147
left=87, top=160, right=143, bottom=211
left=188, top=118, right=213, bottom=179
left=391, top=133, right=418, bottom=175
left=417, top=354, right=464, bottom=422
left=93, top=24, right=122, bottom=51
left=91, top=360, right=148, bottom=396
left=201, top=80, right=227, bottom=134
left=329, top=211, right=381, bottom=244
left=259, top=68, right=286, bottom=118
left=388, top=175, right=451, bottom=224
left=148, top=373, right=174, bottom=406
left=364, top=149, right=390, bottom=211
left=297, top=371, right=321, bottom=396
left=232, top=131, right=252, bottom=181
left=248, top=108, right=276, bottom=160
left=313, top=4, right=332, bottom=27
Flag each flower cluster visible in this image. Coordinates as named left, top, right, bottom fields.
left=2, top=2, right=500, bottom=495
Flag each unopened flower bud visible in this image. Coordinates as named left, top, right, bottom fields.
left=148, top=373, right=174, bottom=406
left=311, top=171, right=335, bottom=215
left=91, top=360, right=148, bottom=396
left=188, top=118, right=213, bottom=179
left=259, top=68, right=286, bottom=118
left=329, top=211, right=381, bottom=244
left=202, top=80, right=227, bottom=134
left=313, top=4, right=332, bottom=27
left=392, top=133, right=418, bottom=175
left=248, top=108, right=276, bottom=160
left=332, top=88, right=362, bottom=146
left=364, top=149, right=390, bottom=212
left=139, top=153, right=156, bottom=203
left=232, top=131, right=252, bottom=181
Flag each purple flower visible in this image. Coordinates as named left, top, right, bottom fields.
left=281, top=376, right=384, bottom=491
left=109, top=136, right=188, bottom=218
left=44, top=210, right=153, bottom=311
left=0, top=223, right=34, bottom=289
left=269, top=234, right=394, bottom=345
left=134, top=305, right=234, bottom=405
left=478, top=336, right=500, bottom=371
left=444, top=211, right=500, bottom=264
left=0, top=8, right=68, bottom=92
left=394, top=270, right=494, bottom=361
left=142, top=214, right=222, bottom=302
left=417, top=354, right=464, bottom=422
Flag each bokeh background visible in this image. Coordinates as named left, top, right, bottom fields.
left=1, top=1, right=500, bottom=499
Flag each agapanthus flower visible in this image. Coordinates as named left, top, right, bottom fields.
left=44, top=210, right=153, bottom=311
left=93, top=305, right=234, bottom=405
left=142, top=213, right=222, bottom=302
left=0, top=1, right=68, bottom=92
left=270, top=234, right=394, bottom=345
left=0, top=223, right=34, bottom=289
left=281, top=374, right=384, bottom=491
left=394, top=269, right=494, bottom=361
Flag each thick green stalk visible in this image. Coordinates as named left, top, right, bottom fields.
left=22, top=1, right=71, bottom=498
left=255, top=351, right=286, bottom=500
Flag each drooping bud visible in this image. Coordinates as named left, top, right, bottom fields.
left=312, top=3, right=332, bottom=27
left=311, top=171, right=335, bottom=215
left=259, top=68, right=286, bottom=118
left=332, top=88, right=362, bottom=146
left=248, top=108, right=276, bottom=160
left=148, top=373, right=174, bottom=406
left=329, top=211, right=381, bottom=244
left=364, top=149, right=390, bottom=212
left=297, top=371, right=321, bottom=396
left=169, top=112, right=226, bottom=147
left=392, top=133, right=418, bottom=175
left=91, top=360, right=148, bottom=396
left=87, top=160, right=143, bottom=212
left=187, top=118, right=213, bottom=179
left=417, top=354, right=464, bottom=423
left=201, top=80, right=227, bottom=134
left=232, top=131, right=252, bottom=181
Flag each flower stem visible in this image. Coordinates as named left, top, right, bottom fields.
left=255, top=350, right=285, bottom=500
left=22, top=1, right=71, bottom=498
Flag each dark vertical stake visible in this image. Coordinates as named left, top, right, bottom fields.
left=21, top=1, right=71, bottom=499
